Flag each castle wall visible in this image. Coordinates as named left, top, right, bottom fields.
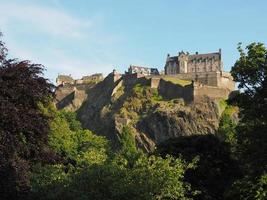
left=81, top=74, right=103, bottom=83
left=73, top=89, right=87, bottom=108
left=55, top=85, right=75, bottom=102
left=123, top=73, right=146, bottom=85
left=112, top=71, right=122, bottom=82
left=151, top=72, right=220, bottom=87
left=55, top=83, right=94, bottom=111
left=150, top=77, right=161, bottom=89
left=158, top=79, right=194, bottom=102
left=165, top=62, right=179, bottom=75
left=187, top=59, right=220, bottom=73
left=193, top=84, right=231, bottom=101
left=218, top=72, right=235, bottom=91
left=147, top=74, right=233, bottom=103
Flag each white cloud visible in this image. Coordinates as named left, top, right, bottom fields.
left=44, top=48, right=114, bottom=79
left=0, top=2, right=90, bottom=38
left=0, top=1, right=123, bottom=83
left=6, top=40, right=115, bottom=83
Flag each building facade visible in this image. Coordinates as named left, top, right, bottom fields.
left=128, top=65, right=159, bottom=76
left=164, top=49, right=235, bottom=91
left=56, top=73, right=103, bottom=86
left=56, top=75, right=74, bottom=85
left=165, top=49, right=222, bottom=75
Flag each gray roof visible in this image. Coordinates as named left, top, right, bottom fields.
left=167, top=51, right=221, bottom=63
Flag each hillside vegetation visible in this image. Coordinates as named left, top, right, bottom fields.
left=77, top=76, right=220, bottom=151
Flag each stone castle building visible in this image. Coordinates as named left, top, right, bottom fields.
left=56, top=73, right=103, bottom=86
left=165, top=49, right=222, bottom=74
left=128, top=65, right=159, bottom=76
left=164, top=49, right=235, bottom=91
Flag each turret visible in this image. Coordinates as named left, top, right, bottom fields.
left=178, top=51, right=189, bottom=73
left=219, top=48, right=222, bottom=71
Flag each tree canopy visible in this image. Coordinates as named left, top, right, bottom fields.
left=231, top=42, right=267, bottom=124
left=0, top=33, right=54, bottom=199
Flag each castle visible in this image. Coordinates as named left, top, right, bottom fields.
left=55, top=49, right=236, bottom=111
left=127, top=65, right=159, bottom=76
left=56, top=73, right=103, bottom=85
left=163, top=49, right=235, bottom=91
left=165, top=50, right=222, bottom=74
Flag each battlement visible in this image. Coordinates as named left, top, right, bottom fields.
left=56, top=73, right=103, bottom=86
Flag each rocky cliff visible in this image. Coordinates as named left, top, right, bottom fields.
left=70, top=73, right=222, bottom=151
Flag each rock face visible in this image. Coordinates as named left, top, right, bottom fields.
left=55, top=83, right=98, bottom=111
left=73, top=73, right=221, bottom=151
left=136, top=99, right=219, bottom=151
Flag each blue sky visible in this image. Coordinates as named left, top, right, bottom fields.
left=0, top=0, right=266, bottom=82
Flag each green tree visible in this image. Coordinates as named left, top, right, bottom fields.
left=230, top=42, right=267, bottom=125
left=226, top=42, right=267, bottom=200
left=58, top=154, right=196, bottom=200
left=30, top=119, right=196, bottom=200
left=157, top=135, right=240, bottom=200
left=117, top=126, right=141, bottom=166
left=40, top=105, right=109, bottom=166
left=217, top=104, right=238, bottom=146
left=30, top=108, right=110, bottom=199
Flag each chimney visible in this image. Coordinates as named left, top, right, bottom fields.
left=219, top=48, right=222, bottom=54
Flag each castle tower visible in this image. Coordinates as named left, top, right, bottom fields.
left=218, top=48, right=222, bottom=71
left=178, top=51, right=189, bottom=73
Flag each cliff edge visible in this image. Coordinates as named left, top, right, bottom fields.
left=71, top=73, right=221, bottom=151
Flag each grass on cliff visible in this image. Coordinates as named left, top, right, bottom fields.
left=162, top=77, right=191, bottom=86
left=133, top=84, right=163, bottom=102
left=118, top=84, right=164, bottom=123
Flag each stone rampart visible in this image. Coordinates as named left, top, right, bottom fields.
left=193, top=83, right=231, bottom=101
left=150, top=77, right=161, bottom=88
left=157, top=79, right=194, bottom=102
left=148, top=75, right=233, bottom=102
left=123, top=73, right=146, bottom=85
left=148, top=71, right=235, bottom=90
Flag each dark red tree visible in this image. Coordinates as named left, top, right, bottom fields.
left=0, top=33, right=54, bottom=199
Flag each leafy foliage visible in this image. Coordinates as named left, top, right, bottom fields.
left=30, top=120, right=196, bottom=200
left=217, top=105, right=238, bottom=146
left=0, top=33, right=54, bottom=199
left=225, top=43, right=267, bottom=200
left=231, top=42, right=267, bottom=125
left=62, top=154, right=196, bottom=200
left=157, top=135, right=240, bottom=200
left=41, top=105, right=109, bottom=166
left=30, top=108, right=110, bottom=199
